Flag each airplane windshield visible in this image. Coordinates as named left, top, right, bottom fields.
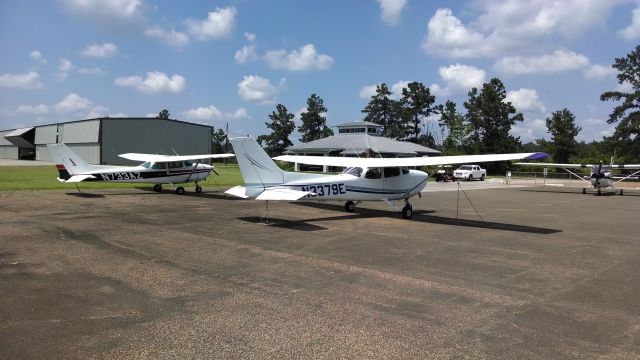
left=184, top=160, right=193, bottom=167
left=342, top=167, right=362, bottom=177
left=141, top=162, right=151, bottom=169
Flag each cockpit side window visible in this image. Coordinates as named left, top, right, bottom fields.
left=383, top=167, right=401, bottom=178
left=401, top=167, right=409, bottom=175
left=151, top=162, right=166, bottom=170
left=364, top=168, right=381, bottom=179
left=168, top=161, right=183, bottom=169
left=184, top=160, right=193, bottom=167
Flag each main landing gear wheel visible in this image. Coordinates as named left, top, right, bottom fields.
left=582, top=188, right=587, bottom=194
left=344, top=201, right=355, bottom=212
left=597, top=189, right=601, bottom=196
left=195, top=185, right=203, bottom=193
left=402, top=204, right=413, bottom=219
left=619, top=189, right=624, bottom=196
left=153, top=184, right=162, bottom=192
left=176, top=186, right=185, bottom=195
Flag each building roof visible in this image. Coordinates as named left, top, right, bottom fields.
left=336, top=121, right=382, bottom=128
left=285, top=134, right=441, bottom=156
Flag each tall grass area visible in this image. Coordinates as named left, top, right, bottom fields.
left=0, top=164, right=244, bottom=191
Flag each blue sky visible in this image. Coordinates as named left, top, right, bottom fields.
left=1, top=0, right=638, bottom=144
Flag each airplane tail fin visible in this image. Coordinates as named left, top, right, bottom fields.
left=47, top=144, right=95, bottom=180
left=228, top=137, right=286, bottom=187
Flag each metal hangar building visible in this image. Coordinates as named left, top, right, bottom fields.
left=0, top=117, right=213, bottom=165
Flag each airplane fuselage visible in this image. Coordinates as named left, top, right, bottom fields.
left=58, top=163, right=212, bottom=184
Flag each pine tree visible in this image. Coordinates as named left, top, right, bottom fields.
left=298, top=94, right=333, bottom=142
left=438, top=100, right=469, bottom=154
left=257, top=104, right=295, bottom=157
left=362, top=83, right=403, bottom=139
left=545, top=108, right=581, bottom=163
left=400, top=82, right=438, bottom=143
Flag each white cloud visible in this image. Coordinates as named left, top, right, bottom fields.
left=390, top=80, right=410, bottom=98
left=86, top=106, right=109, bottom=118
left=78, top=67, right=105, bottom=76
left=186, top=6, right=236, bottom=41
left=57, top=58, right=73, bottom=81
left=60, top=0, right=142, bottom=22
left=377, top=0, right=407, bottom=26
left=434, top=63, right=486, bottom=95
left=494, top=49, right=590, bottom=74
left=108, top=112, right=128, bottom=117
left=583, top=64, right=616, bottom=80
left=55, top=93, right=93, bottom=112
left=238, top=75, right=280, bottom=103
left=359, top=81, right=410, bottom=99
left=619, top=6, right=640, bottom=40
left=423, top=2, right=619, bottom=59
left=244, top=32, right=256, bottom=42
left=265, top=44, right=334, bottom=71
left=16, top=104, right=49, bottom=115
left=227, top=108, right=250, bottom=120
left=80, top=42, right=118, bottom=58
left=234, top=44, right=257, bottom=64
left=0, top=72, right=43, bottom=89
left=506, top=88, right=546, bottom=113
left=29, top=50, right=47, bottom=66
left=114, top=71, right=186, bottom=94
left=145, top=27, right=189, bottom=48
left=511, top=118, right=547, bottom=142
left=359, top=84, right=379, bottom=99
left=183, top=105, right=223, bottom=120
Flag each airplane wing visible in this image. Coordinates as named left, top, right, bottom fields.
left=274, top=152, right=548, bottom=168
left=118, top=153, right=235, bottom=162
left=515, top=162, right=640, bottom=169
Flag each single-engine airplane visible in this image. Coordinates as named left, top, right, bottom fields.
left=48, top=143, right=234, bottom=194
left=225, top=137, right=548, bottom=219
left=515, top=161, right=640, bottom=195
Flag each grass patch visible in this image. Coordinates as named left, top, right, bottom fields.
left=0, top=164, right=244, bottom=191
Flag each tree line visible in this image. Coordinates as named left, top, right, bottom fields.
left=212, top=46, right=639, bottom=169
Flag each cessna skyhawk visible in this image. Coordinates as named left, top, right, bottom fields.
left=48, top=143, right=234, bottom=194
left=515, top=161, right=640, bottom=195
left=225, top=137, right=548, bottom=219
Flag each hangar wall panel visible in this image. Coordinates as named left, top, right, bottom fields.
left=101, top=119, right=212, bottom=165
left=36, top=145, right=53, bottom=161
left=67, top=143, right=100, bottom=164
left=35, top=125, right=57, bottom=144
left=60, top=120, right=99, bottom=143
left=0, top=146, right=19, bottom=159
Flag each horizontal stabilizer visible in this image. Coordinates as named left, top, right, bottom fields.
left=64, top=174, right=96, bottom=183
left=255, top=187, right=311, bottom=201
left=225, top=186, right=251, bottom=198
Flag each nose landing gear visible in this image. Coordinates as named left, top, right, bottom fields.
left=401, top=199, right=413, bottom=219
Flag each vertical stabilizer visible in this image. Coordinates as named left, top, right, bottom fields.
left=47, top=144, right=94, bottom=178
left=229, top=137, right=285, bottom=187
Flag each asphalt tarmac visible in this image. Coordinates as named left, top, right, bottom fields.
left=1, top=185, right=639, bottom=359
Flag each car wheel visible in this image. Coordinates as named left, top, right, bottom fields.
left=480, top=174, right=485, bottom=181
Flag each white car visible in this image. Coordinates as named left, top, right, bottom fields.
left=454, top=165, right=486, bottom=181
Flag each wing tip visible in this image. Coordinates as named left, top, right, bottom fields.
left=525, top=152, right=549, bottom=160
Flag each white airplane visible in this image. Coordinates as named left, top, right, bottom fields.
left=225, top=137, right=549, bottom=219
left=48, top=143, right=234, bottom=194
left=515, top=161, right=640, bottom=196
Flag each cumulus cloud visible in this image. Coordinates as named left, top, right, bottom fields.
left=0, top=72, right=43, bottom=89
left=234, top=45, right=257, bottom=64
left=244, top=32, right=256, bottom=42
left=264, top=44, right=333, bottom=71
left=145, top=27, right=190, bottom=48
left=60, top=0, right=142, bottom=22
left=423, top=2, right=619, bottom=59
left=16, top=104, right=49, bottom=115
left=619, top=6, right=640, bottom=40
left=182, top=105, right=250, bottom=121
left=114, top=71, right=186, bottom=94
left=358, top=80, right=410, bottom=99
left=81, top=42, right=118, bottom=58
left=29, top=50, right=47, bottom=66
left=432, top=63, right=486, bottom=96
left=359, top=84, right=379, bottom=99
left=54, top=93, right=93, bottom=112
left=583, top=64, right=616, bottom=80
left=511, top=118, right=547, bottom=142
left=186, top=6, right=236, bottom=41
left=494, top=49, right=590, bottom=74
left=377, top=0, right=407, bottom=26
left=86, top=106, right=110, bottom=118
left=238, top=75, right=280, bottom=103
left=506, top=88, right=546, bottom=113
left=57, top=58, right=73, bottom=81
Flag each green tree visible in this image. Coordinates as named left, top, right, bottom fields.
left=438, top=100, right=469, bottom=154
left=463, top=78, right=523, bottom=155
left=600, top=45, right=640, bottom=161
left=257, top=104, right=295, bottom=157
left=545, top=108, right=581, bottom=163
left=362, top=83, right=404, bottom=139
left=400, top=82, right=438, bottom=143
left=156, top=109, right=170, bottom=119
left=211, top=128, right=227, bottom=154
left=298, top=93, right=333, bottom=142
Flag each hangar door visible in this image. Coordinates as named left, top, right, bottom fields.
left=59, top=120, right=100, bottom=164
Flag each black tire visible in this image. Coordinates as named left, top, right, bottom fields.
left=582, top=188, right=587, bottom=194
left=153, top=184, right=162, bottom=192
left=597, top=189, right=601, bottom=196
left=468, top=174, right=473, bottom=181
left=619, top=189, right=623, bottom=196
left=401, top=205, right=413, bottom=219
left=176, top=187, right=185, bottom=195
left=480, top=174, right=485, bottom=181
left=344, top=201, right=355, bottom=212
left=195, top=185, right=203, bottom=193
